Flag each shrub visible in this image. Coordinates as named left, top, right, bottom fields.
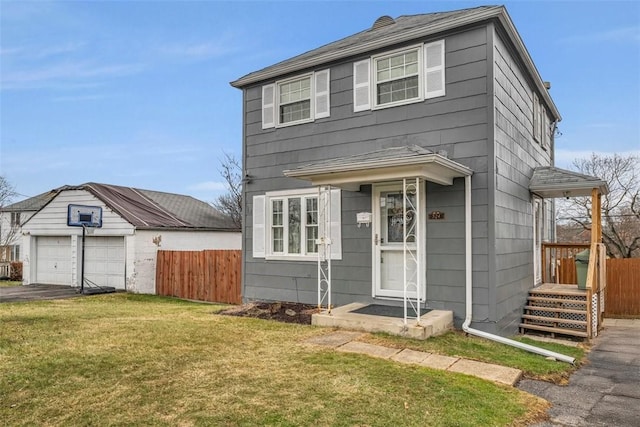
left=10, top=262, right=22, bottom=281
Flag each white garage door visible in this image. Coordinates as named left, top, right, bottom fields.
left=84, top=237, right=125, bottom=289
left=36, top=236, right=72, bottom=285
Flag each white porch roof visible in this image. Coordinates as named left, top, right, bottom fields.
left=283, top=145, right=473, bottom=190
left=529, top=166, right=609, bottom=198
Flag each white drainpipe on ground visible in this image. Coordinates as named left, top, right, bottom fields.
left=461, top=175, right=576, bottom=365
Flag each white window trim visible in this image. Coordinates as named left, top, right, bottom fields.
left=261, top=69, right=331, bottom=129
left=265, top=189, right=320, bottom=261
left=372, top=44, right=424, bottom=110
left=276, top=72, right=315, bottom=128
left=253, top=188, right=341, bottom=261
left=533, top=91, right=541, bottom=143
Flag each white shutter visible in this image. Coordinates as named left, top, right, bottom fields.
left=542, top=107, right=550, bottom=151
left=252, top=195, right=266, bottom=258
left=314, top=69, right=330, bottom=119
left=424, top=40, right=445, bottom=99
left=329, top=189, right=342, bottom=260
left=353, top=59, right=371, bottom=112
left=533, top=92, right=540, bottom=142
left=262, top=84, right=275, bottom=129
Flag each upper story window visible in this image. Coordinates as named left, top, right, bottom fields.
left=261, top=69, right=330, bottom=129
left=354, top=40, right=445, bottom=112
left=375, top=48, right=420, bottom=106
left=279, top=76, right=312, bottom=124
left=10, top=212, right=20, bottom=226
left=533, top=91, right=551, bottom=151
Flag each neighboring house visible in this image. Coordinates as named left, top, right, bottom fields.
left=231, top=6, right=607, bottom=336
left=20, top=183, right=240, bottom=293
left=1, top=189, right=59, bottom=263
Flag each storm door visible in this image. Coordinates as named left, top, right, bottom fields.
left=373, top=183, right=423, bottom=299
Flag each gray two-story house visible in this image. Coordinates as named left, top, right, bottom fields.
left=231, top=5, right=598, bottom=337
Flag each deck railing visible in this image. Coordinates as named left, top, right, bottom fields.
left=541, top=242, right=590, bottom=284
left=541, top=242, right=606, bottom=338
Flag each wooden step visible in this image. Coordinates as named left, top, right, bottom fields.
left=519, top=323, right=588, bottom=338
left=524, top=305, right=586, bottom=315
left=522, top=314, right=587, bottom=326
left=529, top=287, right=587, bottom=297
left=527, top=296, right=587, bottom=305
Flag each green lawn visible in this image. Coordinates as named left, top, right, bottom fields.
left=0, top=280, right=22, bottom=287
left=364, top=330, right=585, bottom=383
left=0, top=294, right=551, bottom=426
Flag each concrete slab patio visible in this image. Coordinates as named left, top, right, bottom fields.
left=312, top=302, right=453, bottom=340
left=306, top=330, right=522, bottom=386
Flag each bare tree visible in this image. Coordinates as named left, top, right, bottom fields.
left=0, top=176, right=19, bottom=260
left=557, top=153, right=640, bottom=258
left=213, top=153, right=242, bottom=230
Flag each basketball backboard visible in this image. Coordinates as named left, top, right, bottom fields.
left=67, top=204, right=102, bottom=228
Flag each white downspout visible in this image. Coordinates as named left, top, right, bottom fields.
left=461, top=175, right=575, bottom=365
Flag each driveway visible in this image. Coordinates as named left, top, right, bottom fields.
left=519, top=319, right=640, bottom=426
left=0, top=284, right=81, bottom=303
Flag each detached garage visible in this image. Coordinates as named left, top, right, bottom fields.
left=21, top=183, right=240, bottom=294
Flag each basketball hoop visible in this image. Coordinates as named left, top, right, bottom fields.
left=84, top=225, right=96, bottom=235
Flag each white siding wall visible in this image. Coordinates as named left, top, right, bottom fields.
left=22, top=189, right=134, bottom=286
left=129, top=230, right=241, bottom=294
left=20, top=189, right=240, bottom=294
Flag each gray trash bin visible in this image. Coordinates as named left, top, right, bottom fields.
left=575, top=249, right=590, bottom=290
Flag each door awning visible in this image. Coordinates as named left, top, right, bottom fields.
left=529, top=166, right=609, bottom=198
left=283, top=145, right=473, bottom=190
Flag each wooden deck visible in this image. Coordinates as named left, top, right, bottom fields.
left=520, top=282, right=590, bottom=339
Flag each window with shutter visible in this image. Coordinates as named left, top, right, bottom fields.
left=261, top=69, right=331, bottom=129
left=533, top=92, right=541, bottom=143
left=259, top=188, right=342, bottom=261
left=373, top=46, right=421, bottom=108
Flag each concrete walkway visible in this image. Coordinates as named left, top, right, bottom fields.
left=519, top=319, right=640, bottom=426
left=305, top=330, right=522, bottom=386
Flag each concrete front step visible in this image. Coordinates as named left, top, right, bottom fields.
left=312, top=302, right=453, bottom=340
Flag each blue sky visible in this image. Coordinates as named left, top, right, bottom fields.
left=1, top=0, right=638, bottom=203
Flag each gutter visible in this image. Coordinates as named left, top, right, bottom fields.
left=461, top=175, right=575, bottom=365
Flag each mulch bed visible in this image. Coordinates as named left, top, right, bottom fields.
left=218, top=302, right=319, bottom=325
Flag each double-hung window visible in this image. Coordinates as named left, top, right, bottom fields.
left=278, top=76, right=312, bottom=125
left=261, top=69, right=330, bottom=129
left=375, top=48, right=420, bottom=106
left=354, top=40, right=445, bottom=112
left=252, top=189, right=341, bottom=261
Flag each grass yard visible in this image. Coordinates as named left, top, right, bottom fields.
left=364, top=331, right=585, bottom=383
left=0, top=280, right=22, bottom=287
left=1, top=294, right=550, bottom=426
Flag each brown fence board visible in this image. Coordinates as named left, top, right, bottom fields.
left=156, top=250, right=241, bottom=304
left=605, top=258, right=640, bottom=317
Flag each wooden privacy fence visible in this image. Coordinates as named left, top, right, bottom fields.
left=605, top=258, right=640, bottom=317
left=156, top=250, right=241, bottom=304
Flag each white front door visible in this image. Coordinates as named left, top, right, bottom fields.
left=373, top=183, right=422, bottom=299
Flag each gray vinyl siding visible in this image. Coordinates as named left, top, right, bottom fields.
left=492, top=28, right=553, bottom=334
left=242, top=24, right=491, bottom=322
